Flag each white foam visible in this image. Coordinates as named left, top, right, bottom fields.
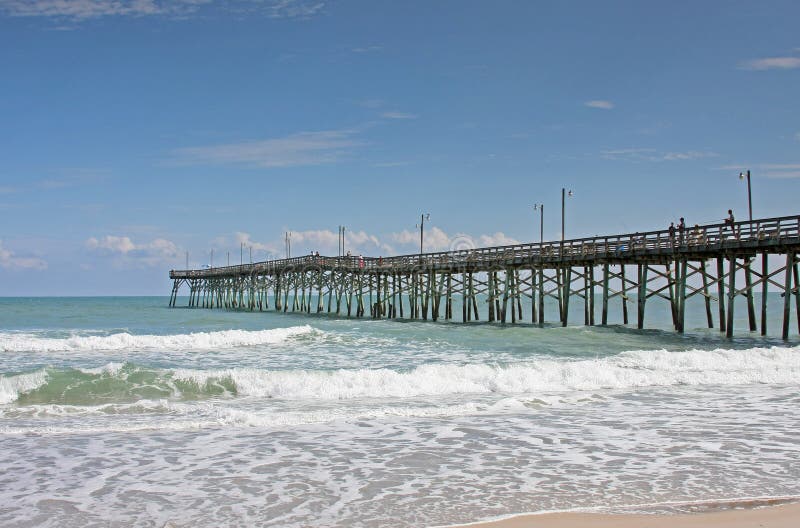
left=0, top=370, right=48, bottom=404
left=0, top=326, right=315, bottom=353
left=173, top=345, right=800, bottom=401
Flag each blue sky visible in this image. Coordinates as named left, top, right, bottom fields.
left=1, top=0, right=798, bottom=295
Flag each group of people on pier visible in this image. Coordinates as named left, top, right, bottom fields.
left=667, top=210, right=739, bottom=248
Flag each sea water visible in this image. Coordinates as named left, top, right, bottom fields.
left=1, top=296, right=799, bottom=527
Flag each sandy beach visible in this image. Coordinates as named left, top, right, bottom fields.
left=454, top=502, right=800, bottom=528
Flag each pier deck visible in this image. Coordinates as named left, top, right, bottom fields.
left=169, top=215, right=800, bottom=338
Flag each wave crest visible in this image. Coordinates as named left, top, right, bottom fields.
left=0, top=326, right=315, bottom=353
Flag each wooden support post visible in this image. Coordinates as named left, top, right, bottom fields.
left=583, top=266, right=590, bottom=326
left=782, top=253, right=794, bottom=340
left=761, top=254, right=768, bottom=335
left=488, top=272, right=495, bottom=322
left=744, top=258, right=757, bottom=332
left=562, top=267, right=572, bottom=327
left=589, top=266, right=595, bottom=326
left=700, top=261, right=713, bottom=329
left=556, top=266, right=564, bottom=323
left=510, top=271, right=516, bottom=324
left=667, top=262, right=678, bottom=329
left=716, top=257, right=726, bottom=333
left=471, top=273, right=480, bottom=321
left=637, top=264, right=647, bottom=330
left=601, top=263, right=609, bottom=325
left=793, top=257, right=800, bottom=334
left=538, top=267, right=545, bottom=324
left=501, top=270, right=510, bottom=324
left=446, top=274, right=452, bottom=320
left=466, top=273, right=473, bottom=322
left=726, top=257, right=736, bottom=338
left=494, top=272, right=501, bottom=319
left=531, top=268, right=537, bottom=324
left=621, top=265, right=629, bottom=325
left=677, top=260, right=687, bottom=333
left=514, top=270, right=521, bottom=322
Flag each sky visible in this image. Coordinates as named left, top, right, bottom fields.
left=0, top=0, right=799, bottom=295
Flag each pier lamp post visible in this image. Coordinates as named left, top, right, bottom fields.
left=210, top=249, right=214, bottom=269
left=240, top=242, right=244, bottom=266
left=417, top=213, right=430, bottom=255
left=533, top=204, right=544, bottom=245
left=739, top=170, right=753, bottom=223
left=561, top=188, right=573, bottom=241
left=285, top=232, right=292, bottom=259
left=227, top=251, right=230, bottom=267
left=249, top=246, right=252, bottom=265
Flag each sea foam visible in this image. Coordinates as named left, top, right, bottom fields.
left=174, top=345, right=800, bottom=400
left=2, top=345, right=797, bottom=406
left=0, top=325, right=315, bottom=353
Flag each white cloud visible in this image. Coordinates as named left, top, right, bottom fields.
left=584, top=100, right=615, bottom=110
left=0, top=0, right=324, bottom=20
left=0, top=0, right=206, bottom=20
left=234, top=232, right=278, bottom=253
left=478, top=232, right=520, bottom=247
left=86, top=235, right=180, bottom=267
left=715, top=163, right=800, bottom=179
left=739, top=57, right=800, bottom=70
left=601, top=148, right=717, bottom=162
left=764, top=171, right=800, bottom=179
left=86, top=235, right=136, bottom=253
left=0, top=240, right=47, bottom=270
left=171, top=129, right=363, bottom=168
left=291, top=229, right=393, bottom=255
left=381, top=112, right=418, bottom=120
left=390, top=227, right=519, bottom=253
left=352, top=45, right=382, bottom=53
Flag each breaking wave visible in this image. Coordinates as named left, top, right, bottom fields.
left=0, top=326, right=316, bottom=353
left=1, top=345, right=798, bottom=406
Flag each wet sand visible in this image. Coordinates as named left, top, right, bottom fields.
left=452, top=502, right=800, bottom=528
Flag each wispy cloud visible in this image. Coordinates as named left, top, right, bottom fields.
left=234, top=232, right=278, bottom=254
left=381, top=112, right=418, bottom=120
left=0, top=240, right=47, bottom=270
left=715, top=163, right=800, bottom=179
left=0, top=0, right=206, bottom=20
left=601, top=148, right=717, bottom=162
left=86, top=235, right=180, bottom=267
left=584, top=100, right=615, bottom=110
left=390, top=227, right=520, bottom=253
left=352, top=45, right=382, bottom=53
left=739, top=56, right=800, bottom=70
left=171, top=129, right=364, bottom=168
left=0, top=0, right=325, bottom=21
left=373, top=161, right=411, bottom=168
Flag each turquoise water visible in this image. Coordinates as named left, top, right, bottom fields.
left=1, top=296, right=799, bottom=527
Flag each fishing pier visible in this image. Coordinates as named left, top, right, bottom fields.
left=169, top=214, right=800, bottom=339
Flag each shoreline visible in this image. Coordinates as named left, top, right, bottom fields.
left=446, top=501, right=800, bottom=528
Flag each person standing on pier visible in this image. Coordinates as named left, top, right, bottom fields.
left=668, top=222, right=676, bottom=248
left=724, top=209, right=737, bottom=239
left=678, top=217, right=686, bottom=245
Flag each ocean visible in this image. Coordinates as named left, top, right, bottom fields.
left=1, top=296, right=799, bottom=527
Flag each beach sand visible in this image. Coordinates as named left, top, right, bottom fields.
left=454, top=502, right=800, bottom=528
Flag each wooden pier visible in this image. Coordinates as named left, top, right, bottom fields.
left=169, top=215, right=800, bottom=339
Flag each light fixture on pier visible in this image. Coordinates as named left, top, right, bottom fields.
left=533, top=203, right=544, bottom=245
left=739, top=170, right=753, bottom=223
left=561, top=188, right=574, bottom=241
left=416, top=213, right=430, bottom=254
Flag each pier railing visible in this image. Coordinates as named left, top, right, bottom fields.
left=170, top=214, right=800, bottom=278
